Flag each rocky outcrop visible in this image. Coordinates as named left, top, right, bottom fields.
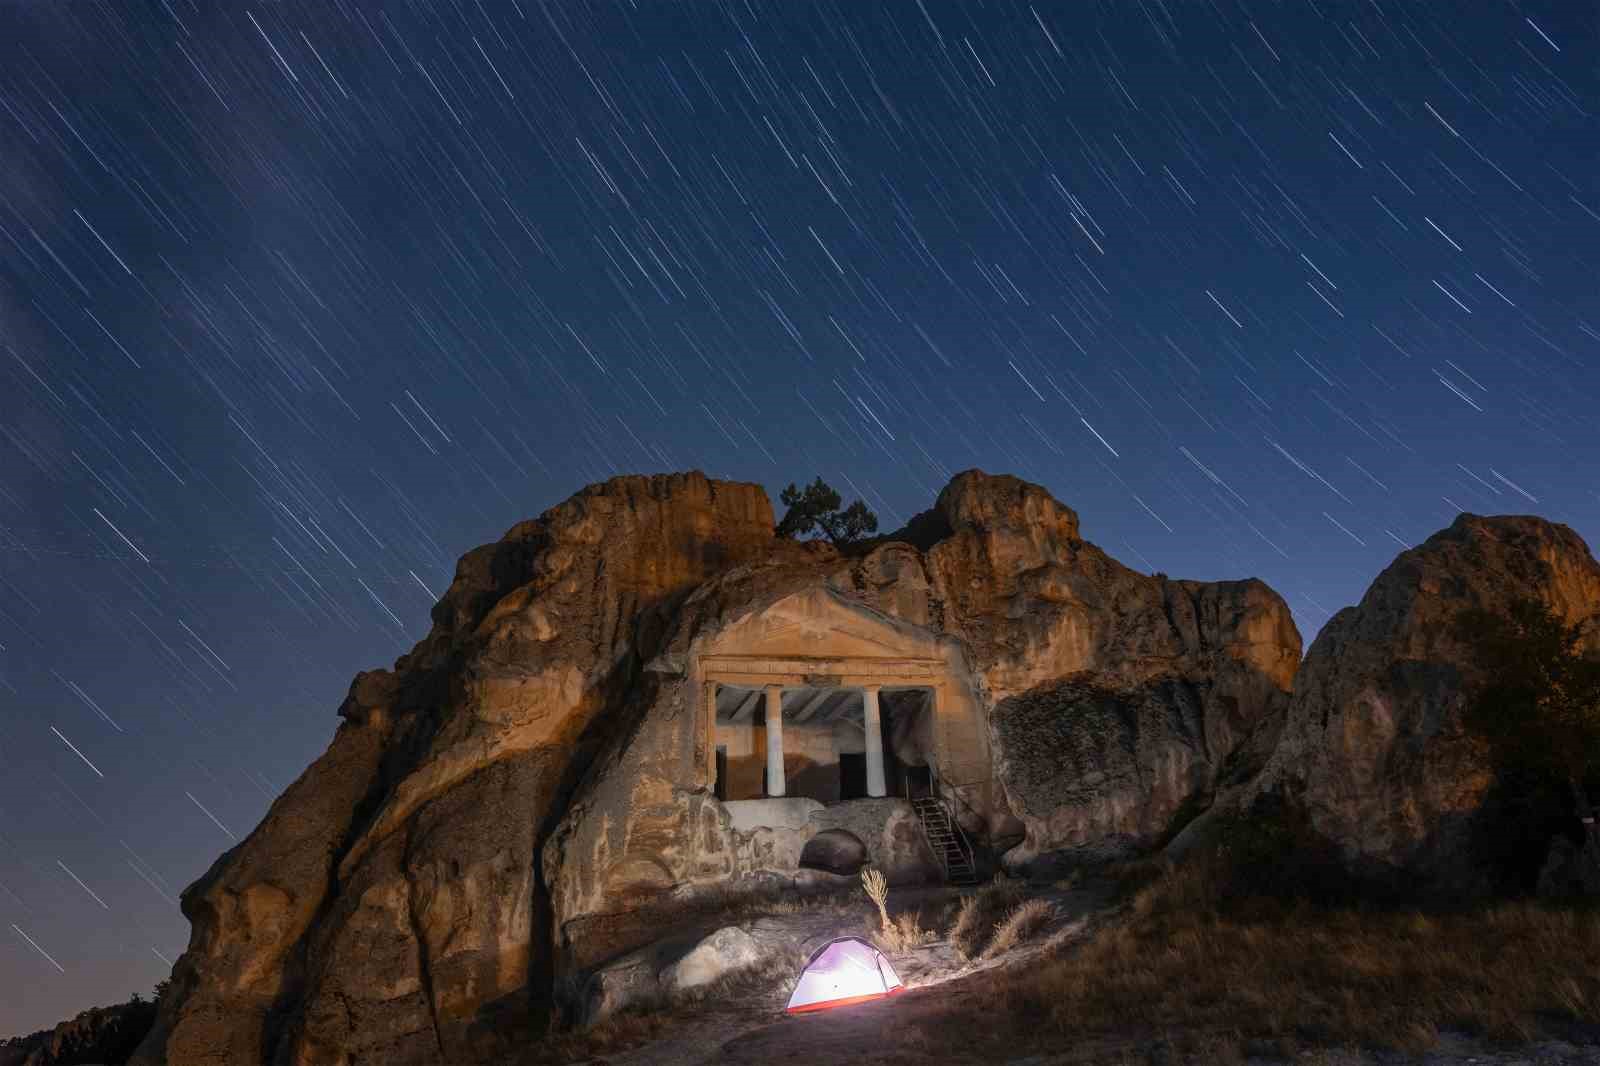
left=132, top=469, right=1301, bottom=1063
left=660, top=926, right=762, bottom=993
left=543, top=471, right=1300, bottom=974
left=133, top=473, right=775, bottom=1066
left=1247, top=514, right=1600, bottom=897
left=924, top=476, right=1301, bottom=868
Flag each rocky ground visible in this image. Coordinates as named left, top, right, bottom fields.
left=564, top=877, right=1600, bottom=1066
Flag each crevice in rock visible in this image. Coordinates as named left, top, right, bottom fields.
left=528, top=586, right=697, bottom=1033
left=258, top=683, right=448, bottom=1065
left=403, top=819, right=449, bottom=1062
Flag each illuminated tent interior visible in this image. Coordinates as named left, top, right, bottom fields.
left=785, top=936, right=904, bottom=1014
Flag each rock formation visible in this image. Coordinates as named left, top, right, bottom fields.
left=1246, top=513, right=1600, bottom=897
left=131, top=469, right=1301, bottom=1064
left=133, top=473, right=774, bottom=1066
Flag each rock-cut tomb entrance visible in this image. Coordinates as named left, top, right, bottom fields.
left=690, top=587, right=993, bottom=824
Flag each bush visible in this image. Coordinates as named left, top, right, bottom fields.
left=950, top=877, right=1026, bottom=960
left=877, top=910, right=935, bottom=954
left=981, top=899, right=1054, bottom=960
left=1194, top=798, right=1382, bottom=914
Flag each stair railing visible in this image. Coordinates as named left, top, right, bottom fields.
left=926, top=758, right=978, bottom=879
left=910, top=794, right=952, bottom=880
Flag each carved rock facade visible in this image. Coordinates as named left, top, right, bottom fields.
left=133, top=470, right=1301, bottom=1064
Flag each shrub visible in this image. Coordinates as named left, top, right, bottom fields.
left=950, top=877, right=1025, bottom=960
left=981, top=899, right=1055, bottom=959
left=861, top=866, right=890, bottom=929
left=878, top=910, right=935, bottom=954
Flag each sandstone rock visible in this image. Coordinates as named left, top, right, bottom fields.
left=811, top=799, right=936, bottom=883
left=798, top=828, right=867, bottom=875
left=995, top=674, right=1216, bottom=868
left=134, top=469, right=1301, bottom=1064
left=1248, top=513, right=1600, bottom=897
left=924, top=473, right=1301, bottom=871
left=134, top=473, right=774, bottom=1066
left=660, top=926, right=762, bottom=993
left=578, top=945, right=665, bottom=1026
left=545, top=470, right=1299, bottom=966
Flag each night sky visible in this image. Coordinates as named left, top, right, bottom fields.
left=2, top=0, right=1597, bottom=1036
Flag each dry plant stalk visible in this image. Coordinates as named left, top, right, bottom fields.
left=861, top=866, right=890, bottom=929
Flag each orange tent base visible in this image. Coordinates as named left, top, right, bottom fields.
left=785, top=986, right=903, bottom=1015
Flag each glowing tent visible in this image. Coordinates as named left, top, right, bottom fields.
left=785, top=936, right=904, bottom=1014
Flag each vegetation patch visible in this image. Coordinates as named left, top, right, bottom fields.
left=914, top=812, right=1600, bottom=1061
left=980, top=898, right=1054, bottom=960
left=950, top=876, right=1026, bottom=961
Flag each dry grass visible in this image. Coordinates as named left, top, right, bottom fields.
left=694, top=880, right=866, bottom=923
left=980, top=898, right=1054, bottom=960
left=926, top=856, right=1600, bottom=1059
left=862, top=866, right=890, bottom=929
left=876, top=909, right=936, bottom=953
left=525, top=1007, right=675, bottom=1064
left=949, top=876, right=1025, bottom=960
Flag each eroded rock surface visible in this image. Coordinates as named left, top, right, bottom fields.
left=133, top=473, right=774, bottom=1066
left=661, top=926, right=762, bottom=993
left=544, top=471, right=1300, bottom=973
left=1248, top=513, right=1600, bottom=896
left=132, top=469, right=1301, bottom=1064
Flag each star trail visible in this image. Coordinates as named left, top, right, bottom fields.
left=2, top=0, right=1598, bottom=1036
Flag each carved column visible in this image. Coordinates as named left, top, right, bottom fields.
left=863, top=684, right=886, bottom=798
left=765, top=684, right=785, bottom=798
left=702, top=681, right=718, bottom=789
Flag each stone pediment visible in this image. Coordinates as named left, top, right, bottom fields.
left=708, top=587, right=938, bottom=664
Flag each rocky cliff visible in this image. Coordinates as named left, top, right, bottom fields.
left=132, top=473, right=775, bottom=1066
left=1246, top=513, right=1600, bottom=897
left=129, top=469, right=1300, bottom=1064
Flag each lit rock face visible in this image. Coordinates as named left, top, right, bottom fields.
left=133, top=469, right=1300, bottom=1063
left=132, top=473, right=774, bottom=1066
left=926, top=473, right=1302, bottom=870
left=1249, top=514, right=1600, bottom=896
left=544, top=471, right=1301, bottom=971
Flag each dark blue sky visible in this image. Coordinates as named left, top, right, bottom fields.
left=2, top=0, right=1597, bottom=1035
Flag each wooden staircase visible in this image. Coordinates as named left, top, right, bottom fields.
left=912, top=796, right=978, bottom=885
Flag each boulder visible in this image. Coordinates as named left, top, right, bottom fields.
left=579, top=947, right=663, bottom=1026
left=995, top=674, right=1217, bottom=868
left=925, top=473, right=1301, bottom=872
left=1248, top=513, right=1600, bottom=897
left=660, top=926, right=762, bottom=993
left=798, top=829, right=867, bottom=875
